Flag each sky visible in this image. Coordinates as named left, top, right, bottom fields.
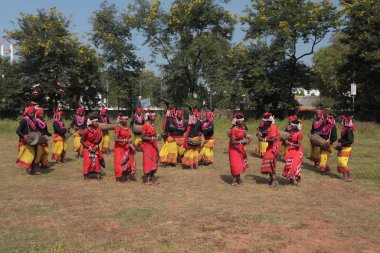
left=0, top=0, right=339, bottom=72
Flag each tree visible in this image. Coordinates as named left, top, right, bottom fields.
left=241, top=0, right=339, bottom=110
left=312, top=32, right=350, bottom=98
left=338, top=0, right=380, bottom=110
left=90, top=1, right=143, bottom=110
left=133, top=0, right=236, bottom=108
left=7, top=7, right=102, bottom=110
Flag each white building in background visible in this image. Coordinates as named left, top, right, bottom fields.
left=293, top=88, right=320, bottom=97
left=0, top=37, right=15, bottom=63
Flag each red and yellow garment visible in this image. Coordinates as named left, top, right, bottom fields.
left=114, top=126, right=136, bottom=178
left=229, top=126, right=248, bottom=176
left=82, top=127, right=104, bottom=175
left=141, top=123, right=159, bottom=174
left=282, top=131, right=303, bottom=180
left=260, top=124, right=281, bottom=174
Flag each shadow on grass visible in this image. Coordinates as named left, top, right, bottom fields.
left=220, top=174, right=233, bottom=184
left=245, top=174, right=289, bottom=185
left=302, top=162, right=341, bottom=179
left=35, top=167, right=54, bottom=174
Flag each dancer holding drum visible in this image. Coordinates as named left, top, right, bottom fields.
left=255, top=119, right=268, bottom=157
left=318, top=114, right=337, bottom=172
left=310, top=110, right=325, bottom=166
left=199, top=111, right=215, bottom=166
left=71, top=107, right=87, bottom=158
left=51, top=108, right=68, bottom=163
left=34, top=108, right=51, bottom=168
left=159, top=108, right=177, bottom=166
left=173, top=110, right=187, bottom=163
left=16, top=106, right=37, bottom=175
left=182, top=108, right=203, bottom=170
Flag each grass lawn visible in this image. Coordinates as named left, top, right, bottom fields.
left=0, top=118, right=380, bottom=252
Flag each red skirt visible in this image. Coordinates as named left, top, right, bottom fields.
left=282, top=147, right=303, bottom=180
left=114, top=146, right=136, bottom=178
left=141, top=140, right=159, bottom=174
left=229, top=143, right=248, bottom=176
left=83, top=147, right=104, bottom=175
left=260, top=141, right=281, bottom=174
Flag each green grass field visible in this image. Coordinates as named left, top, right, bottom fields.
left=0, top=117, right=380, bottom=252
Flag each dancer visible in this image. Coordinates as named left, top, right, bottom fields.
left=255, top=119, right=268, bottom=157
left=199, top=111, right=214, bottom=166
left=282, top=119, right=303, bottom=186
left=98, top=108, right=111, bottom=154
left=173, top=110, right=187, bottom=163
left=318, top=114, right=337, bottom=172
left=159, top=108, right=177, bottom=166
left=310, top=110, right=325, bottom=166
left=114, top=115, right=136, bottom=182
left=182, top=108, right=203, bottom=169
left=51, top=108, right=68, bottom=163
left=16, top=106, right=37, bottom=175
left=34, top=108, right=51, bottom=168
left=282, top=115, right=297, bottom=156
left=130, top=107, right=145, bottom=149
left=141, top=111, right=160, bottom=185
left=336, top=115, right=354, bottom=181
left=229, top=113, right=251, bottom=185
left=81, top=116, right=105, bottom=179
left=259, top=112, right=281, bottom=186
left=71, top=107, right=87, bottom=158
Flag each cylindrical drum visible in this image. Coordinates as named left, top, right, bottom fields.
left=26, top=132, right=41, bottom=146
left=279, top=131, right=290, bottom=142
left=310, top=134, right=330, bottom=149
left=64, top=132, right=71, bottom=140
left=132, top=124, right=142, bottom=134
left=98, top=123, right=116, bottom=131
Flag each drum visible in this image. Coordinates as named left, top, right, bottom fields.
left=27, top=132, right=48, bottom=146
left=187, top=137, right=202, bottom=147
left=64, top=132, right=72, bottom=140
left=132, top=124, right=142, bottom=134
left=98, top=123, right=116, bottom=131
left=279, top=131, right=290, bottom=142
left=310, top=134, right=330, bottom=149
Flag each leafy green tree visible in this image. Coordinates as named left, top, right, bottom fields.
left=338, top=0, right=380, bottom=110
left=312, top=32, right=350, bottom=97
left=242, top=0, right=339, bottom=110
left=90, top=1, right=143, bottom=110
left=7, top=7, right=102, bottom=111
left=133, top=0, right=236, bottom=108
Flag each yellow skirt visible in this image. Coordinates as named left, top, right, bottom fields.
left=73, top=131, right=83, bottom=153
left=281, top=143, right=287, bottom=156
left=52, top=136, right=67, bottom=162
left=17, top=144, right=35, bottom=170
left=337, top=147, right=352, bottom=173
left=133, top=134, right=142, bottom=147
left=256, top=141, right=268, bottom=157
left=159, top=137, right=177, bottom=164
left=183, top=147, right=199, bottom=167
left=99, top=133, right=110, bottom=153
left=318, top=148, right=331, bottom=170
left=199, top=139, right=214, bottom=164
left=310, top=142, right=321, bottom=163
left=34, top=144, right=49, bottom=167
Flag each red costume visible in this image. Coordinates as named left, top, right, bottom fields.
left=141, top=122, right=159, bottom=174
left=229, top=125, right=248, bottom=176
left=82, top=126, right=104, bottom=175
left=260, top=123, right=281, bottom=174
left=114, top=125, right=136, bottom=179
left=283, top=131, right=303, bottom=180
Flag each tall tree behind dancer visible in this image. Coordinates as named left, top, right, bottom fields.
left=336, top=115, right=354, bottom=181
left=173, top=110, right=187, bottom=163
left=51, top=108, right=68, bottom=163
left=259, top=112, right=281, bottom=186
left=71, top=107, right=87, bottom=158
left=130, top=107, right=145, bottom=149
left=16, top=106, right=37, bottom=175
left=310, top=110, right=325, bottom=166
left=318, top=114, right=337, bottom=172
left=159, top=108, right=177, bottom=166
left=199, top=111, right=215, bottom=166
left=34, top=108, right=51, bottom=168
left=98, top=108, right=111, bottom=154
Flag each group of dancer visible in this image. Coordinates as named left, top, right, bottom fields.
left=16, top=105, right=215, bottom=185
left=229, top=110, right=355, bottom=187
